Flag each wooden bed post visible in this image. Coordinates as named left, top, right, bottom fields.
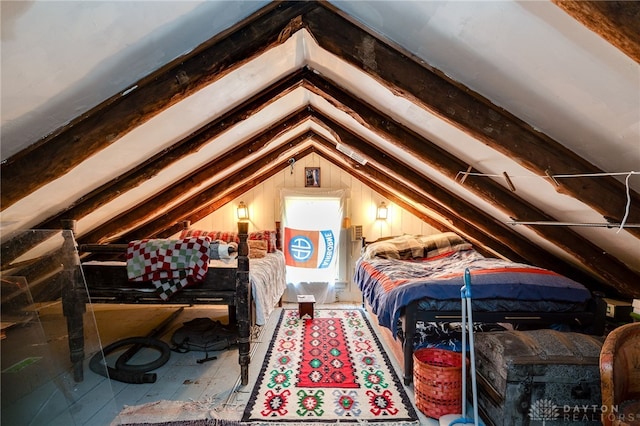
left=402, top=302, right=418, bottom=385
left=236, top=221, right=251, bottom=386
left=60, top=219, right=86, bottom=382
left=275, top=221, right=282, bottom=250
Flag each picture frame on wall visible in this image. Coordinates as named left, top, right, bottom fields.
left=305, top=167, right=321, bottom=187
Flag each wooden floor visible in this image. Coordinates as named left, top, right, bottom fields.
left=1, top=302, right=437, bottom=425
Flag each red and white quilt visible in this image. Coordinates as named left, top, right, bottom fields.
left=126, top=237, right=210, bottom=301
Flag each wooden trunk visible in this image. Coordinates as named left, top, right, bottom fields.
left=474, top=329, right=603, bottom=425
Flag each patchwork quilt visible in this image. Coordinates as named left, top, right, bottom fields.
left=126, top=237, right=210, bottom=300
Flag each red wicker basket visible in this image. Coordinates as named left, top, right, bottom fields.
left=413, top=348, right=466, bottom=418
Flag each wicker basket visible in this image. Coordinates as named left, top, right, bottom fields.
left=413, top=348, right=466, bottom=418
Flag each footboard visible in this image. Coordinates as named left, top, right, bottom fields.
left=61, top=221, right=252, bottom=385
left=79, top=261, right=238, bottom=312
left=400, top=295, right=607, bottom=385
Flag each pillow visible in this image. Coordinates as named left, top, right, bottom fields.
left=361, top=234, right=424, bottom=260
left=361, top=232, right=472, bottom=260
left=179, top=229, right=240, bottom=244
left=248, top=239, right=267, bottom=250
left=180, top=229, right=276, bottom=252
left=361, top=241, right=400, bottom=260
left=249, top=248, right=267, bottom=259
left=416, top=232, right=472, bottom=259
left=249, top=230, right=277, bottom=253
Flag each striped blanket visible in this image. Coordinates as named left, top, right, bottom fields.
left=126, top=237, right=210, bottom=300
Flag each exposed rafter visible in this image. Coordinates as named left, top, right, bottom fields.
left=3, top=2, right=638, bottom=232
left=5, top=73, right=640, bottom=297
left=1, top=1, right=638, bottom=300
left=0, top=2, right=311, bottom=208
left=552, top=0, right=640, bottom=64
left=302, top=3, right=640, bottom=235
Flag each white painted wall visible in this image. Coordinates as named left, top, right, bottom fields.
left=182, top=153, right=440, bottom=301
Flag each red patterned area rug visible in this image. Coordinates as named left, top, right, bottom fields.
left=242, top=309, right=419, bottom=425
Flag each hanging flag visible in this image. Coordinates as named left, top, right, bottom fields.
left=284, top=227, right=336, bottom=269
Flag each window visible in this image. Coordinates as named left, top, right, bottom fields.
left=280, top=189, right=345, bottom=302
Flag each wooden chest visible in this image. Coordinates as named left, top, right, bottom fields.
left=474, top=329, right=603, bottom=425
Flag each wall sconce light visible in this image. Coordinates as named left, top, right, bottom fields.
left=376, top=201, right=388, bottom=220
left=237, top=201, right=249, bottom=221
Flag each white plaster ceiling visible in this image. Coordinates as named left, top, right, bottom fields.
left=1, top=1, right=639, bottom=285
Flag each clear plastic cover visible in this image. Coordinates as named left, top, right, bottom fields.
left=1, top=229, right=117, bottom=425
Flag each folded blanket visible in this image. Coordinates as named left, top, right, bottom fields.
left=126, top=237, right=211, bottom=300
left=248, top=239, right=267, bottom=258
left=210, top=240, right=238, bottom=262
left=361, top=232, right=472, bottom=260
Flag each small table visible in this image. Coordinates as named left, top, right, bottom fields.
left=297, top=295, right=316, bottom=320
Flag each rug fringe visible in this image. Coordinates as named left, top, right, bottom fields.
left=244, top=422, right=420, bottom=426
left=117, top=420, right=242, bottom=426
left=116, top=419, right=420, bottom=426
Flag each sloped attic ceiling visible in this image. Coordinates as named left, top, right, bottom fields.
left=1, top=1, right=639, bottom=298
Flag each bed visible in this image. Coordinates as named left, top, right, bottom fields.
left=61, top=221, right=286, bottom=386
left=354, top=232, right=607, bottom=385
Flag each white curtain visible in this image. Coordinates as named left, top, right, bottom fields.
left=280, top=188, right=345, bottom=303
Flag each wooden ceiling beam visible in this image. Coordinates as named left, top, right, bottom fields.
left=77, top=101, right=536, bottom=272
left=3, top=1, right=637, bottom=297
left=77, top=112, right=313, bottom=244
left=316, top=149, right=500, bottom=261
left=120, top=144, right=318, bottom=242
left=305, top=79, right=639, bottom=296
left=314, top=142, right=615, bottom=293
left=303, top=2, right=640, bottom=238
left=310, top=137, right=529, bottom=261
left=0, top=1, right=313, bottom=208
left=309, top=118, right=619, bottom=293
left=0, top=70, right=312, bottom=264
left=552, top=0, right=640, bottom=64
left=39, top=69, right=310, bottom=231
left=8, top=71, right=637, bottom=296
left=0, top=229, right=59, bottom=270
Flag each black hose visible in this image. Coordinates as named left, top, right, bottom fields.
left=89, top=337, right=171, bottom=384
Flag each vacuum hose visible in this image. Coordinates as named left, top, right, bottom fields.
left=89, top=337, right=171, bottom=384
